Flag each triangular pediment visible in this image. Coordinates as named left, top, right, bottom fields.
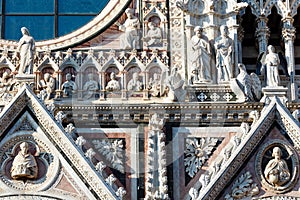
left=192, top=97, right=300, bottom=199
left=0, top=85, right=118, bottom=199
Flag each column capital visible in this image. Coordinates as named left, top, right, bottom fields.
left=282, top=27, right=296, bottom=42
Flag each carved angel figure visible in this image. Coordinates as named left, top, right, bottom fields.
left=230, top=63, right=261, bottom=102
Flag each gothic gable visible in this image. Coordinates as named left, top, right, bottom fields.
left=0, top=85, right=118, bottom=199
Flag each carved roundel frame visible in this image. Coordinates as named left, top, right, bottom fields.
left=255, top=139, right=299, bottom=193
left=0, top=134, right=60, bottom=191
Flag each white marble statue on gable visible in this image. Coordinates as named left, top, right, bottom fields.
left=62, top=73, right=77, bottom=97
left=143, top=22, right=162, bottom=47
left=117, top=8, right=140, bottom=50
left=17, top=27, right=35, bottom=75
left=263, top=45, right=281, bottom=87
left=191, top=26, right=211, bottom=83
left=214, top=25, right=234, bottom=83
left=106, top=72, right=120, bottom=91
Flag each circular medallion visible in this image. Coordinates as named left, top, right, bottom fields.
left=0, top=134, right=60, bottom=191
left=255, top=139, right=299, bottom=193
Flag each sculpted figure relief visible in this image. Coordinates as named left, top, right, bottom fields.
left=127, top=72, right=143, bottom=92
left=214, top=25, right=234, bottom=83
left=264, top=147, right=290, bottom=186
left=143, top=22, right=162, bottom=47
left=148, top=73, right=161, bottom=97
left=62, top=73, right=77, bottom=97
left=39, top=73, right=55, bottom=100
left=17, top=27, right=35, bottom=75
left=263, top=45, right=280, bottom=87
left=83, top=73, right=99, bottom=99
left=11, top=142, right=38, bottom=180
left=118, top=8, right=140, bottom=50
left=165, top=67, right=186, bottom=102
left=191, top=26, right=211, bottom=82
left=106, top=72, right=120, bottom=91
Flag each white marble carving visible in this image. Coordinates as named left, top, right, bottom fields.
left=75, top=136, right=86, bottom=150
left=92, top=139, right=124, bottom=173
left=143, top=22, right=162, bottom=47
left=264, top=147, right=290, bottom=186
left=95, top=161, right=106, bottom=176
left=83, top=73, right=99, bottom=99
left=17, top=27, right=35, bottom=74
left=38, top=73, right=55, bottom=100
left=85, top=148, right=96, bottom=162
left=117, top=8, right=140, bottom=50
left=55, top=111, right=66, bottom=125
left=231, top=63, right=261, bottom=102
left=11, top=142, right=38, bottom=180
left=127, top=72, right=143, bottom=92
left=165, top=67, right=186, bottom=102
left=190, top=26, right=211, bottom=83
left=224, top=171, right=259, bottom=200
left=105, top=72, right=120, bottom=91
left=105, top=174, right=116, bottom=186
left=116, top=187, right=127, bottom=199
left=185, top=138, right=218, bottom=177
left=62, top=73, right=77, bottom=97
left=215, top=25, right=234, bottom=83
left=262, top=45, right=281, bottom=87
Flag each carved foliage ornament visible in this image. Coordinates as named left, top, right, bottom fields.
left=255, top=140, right=299, bottom=194
left=184, top=137, right=218, bottom=177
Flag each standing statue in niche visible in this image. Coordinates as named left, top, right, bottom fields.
left=83, top=73, right=99, bottom=99
left=263, top=45, right=281, bottom=87
left=264, top=147, right=290, bottom=186
left=127, top=72, right=143, bottom=92
left=106, top=72, right=120, bottom=91
left=17, top=27, right=35, bottom=75
left=62, top=73, right=77, bottom=97
left=39, top=73, right=55, bottom=100
left=214, top=25, right=234, bottom=83
left=191, top=26, right=211, bottom=82
left=143, top=22, right=162, bottom=47
left=117, top=8, right=140, bottom=50
left=165, top=67, right=186, bottom=102
left=11, top=142, right=38, bottom=180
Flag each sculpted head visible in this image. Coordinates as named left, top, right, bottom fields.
left=272, top=147, right=282, bottom=159
left=268, top=45, right=275, bottom=53
left=21, top=27, right=30, bottom=36
left=66, top=73, right=72, bottom=81
left=125, top=8, right=134, bottom=18
left=133, top=72, right=139, bottom=80
left=220, top=25, right=229, bottom=37
left=44, top=73, right=50, bottom=81
left=194, top=26, right=203, bottom=37
left=20, top=142, right=29, bottom=154
left=110, top=72, right=116, bottom=80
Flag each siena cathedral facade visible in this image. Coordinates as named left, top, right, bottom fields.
left=1, top=0, right=300, bottom=199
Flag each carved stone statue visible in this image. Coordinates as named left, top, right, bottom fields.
left=263, top=45, right=280, bottom=87
left=39, top=73, right=55, bottom=100
left=117, top=8, right=140, bottom=50
left=0, top=71, right=14, bottom=101
left=17, top=27, right=35, bottom=75
left=230, top=63, right=261, bottom=102
left=191, top=26, right=211, bottom=82
left=62, top=73, right=77, bottom=97
left=143, top=22, right=162, bottom=47
left=83, top=73, right=99, bottom=99
left=11, top=142, right=38, bottom=180
left=148, top=73, right=161, bottom=97
left=165, top=67, right=186, bottom=102
left=214, top=25, right=234, bottom=83
left=105, top=72, right=120, bottom=91
left=127, top=72, right=143, bottom=91
left=264, top=147, right=290, bottom=186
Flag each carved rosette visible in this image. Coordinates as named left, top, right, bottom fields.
left=255, top=139, right=299, bottom=193
left=0, top=135, right=60, bottom=191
